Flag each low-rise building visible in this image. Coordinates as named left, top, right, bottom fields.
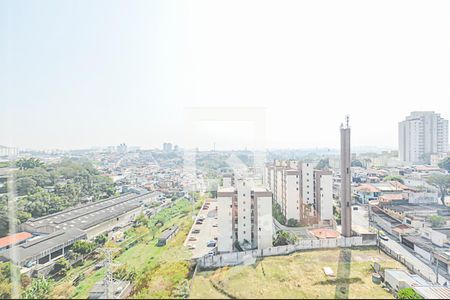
left=0, top=232, right=33, bottom=252
left=157, top=225, right=179, bottom=246
left=1, top=191, right=158, bottom=269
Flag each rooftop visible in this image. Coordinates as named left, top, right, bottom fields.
left=0, top=232, right=33, bottom=249
left=414, top=286, right=450, bottom=299
left=159, top=225, right=178, bottom=240
left=1, top=228, right=86, bottom=263
left=24, top=192, right=156, bottom=232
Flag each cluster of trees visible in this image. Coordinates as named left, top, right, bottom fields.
left=428, top=215, right=446, bottom=228
left=273, top=230, right=298, bottom=246
left=71, top=240, right=96, bottom=255
left=0, top=262, right=32, bottom=299
left=272, top=202, right=286, bottom=225
left=438, top=157, right=450, bottom=172
left=316, top=158, right=330, bottom=170
left=0, top=158, right=116, bottom=236
left=383, top=175, right=405, bottom=184
left=426, top=173, right=450, bottom=206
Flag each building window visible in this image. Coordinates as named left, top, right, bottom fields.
left=296, top=188, right=299, bottom=191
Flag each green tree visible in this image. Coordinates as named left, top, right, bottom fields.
left=0, top=262, right=20, bottom=299
left=438, top=157, right=450, bottom=172
left=286, top=218, right=299, bottom=227
left=383, top=175, right=404, bottom=184
left=53, top=258, right=71, bottom=276
left=397, top=287, right=423, bottom=299
left=113, top=264, right=137, bottom=281
left=71, top=240, right=95, bottom=255
left=148, top=223, right=158, bottom=240
left=135, top=213, right=149, bottom=226
left=273, top=230, right=298, bottom=246
left=428, top=215, right=446, bottom=227
left=316, top=158, right=330, bottom=170
left=16, top=158, right=45, bottom=170
left=427, top=174, right=450, bottom=205
left=272, top=202, right=286, bottom=225
left=94, top=234, right=107, bottom=246
left=351, top=160, right=363, bottom=168
left=16, top=177, right=37, bottom=196
left=22, top=276, right=51, bottom=299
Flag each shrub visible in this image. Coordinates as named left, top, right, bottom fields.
left=397, top=288, right=423, bottom=299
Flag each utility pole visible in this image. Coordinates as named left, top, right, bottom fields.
left=6, top=160, right=20, bottom=299
left=434, top=250, right=439, bottom=284
left=98, top=248, right=120, bottom=299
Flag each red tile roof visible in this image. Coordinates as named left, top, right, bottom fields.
left=0, top=232, right=33, bottom=248
left=310, top=228, right=340, bottom=239
left=356, top=184, right=380, bottom=193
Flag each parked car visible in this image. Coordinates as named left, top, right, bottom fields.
left=192, top=229, right=201, bottom=234
left=187, top=244, right=196, bottom=250
left=379, top=235, right=388, bottom=241
left=196, top=220, right=203, bottom=225
left=189, top=236, right=198, bottom=241
left=207, top=240, right=216, bottom=247
left=212, top=223, right=218, bottom=227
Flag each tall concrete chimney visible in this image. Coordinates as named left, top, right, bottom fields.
left=340, top=116, right=352, bottom=237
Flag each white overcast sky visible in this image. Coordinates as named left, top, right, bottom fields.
left=2, top=0, right=450, bottom=151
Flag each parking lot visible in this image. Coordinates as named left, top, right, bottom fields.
left=185, top=198, right=218, bottom=259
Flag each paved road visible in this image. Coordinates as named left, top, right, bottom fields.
left=272, top=218, right=315, bottom=239
left=353, top=204, right=448, bottom=285
left=379, top=237, right=448, bottom=285
left=186, top=199, right=218, bottom=259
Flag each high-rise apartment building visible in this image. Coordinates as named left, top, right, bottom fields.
left=163, top=142, right=173, bottom=152
left=399, top=111, right=448, bottom=164
left=217, top=177, right=273, bottom=253
left=264, top=160, right=333, bottom=224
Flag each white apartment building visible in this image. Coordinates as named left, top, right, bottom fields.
left=217, top=178, right=273, bottom=253
left=282, top=169, right=301, bottom=222
left=302, top=162, right=315, bottom=206
left=399, top=111, right=448, bottom=164
left=264, top=160, right=334, bottom=224
left=222, top=173, right=234, bottom=188
left=314, top=170, right=333, bottom=221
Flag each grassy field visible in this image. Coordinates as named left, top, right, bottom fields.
left=49, top=195, right=205, bottom=299
left=190, top=248, right=403, bottom=299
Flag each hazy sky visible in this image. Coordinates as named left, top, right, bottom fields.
left=2, top=0, right=450, bottom=151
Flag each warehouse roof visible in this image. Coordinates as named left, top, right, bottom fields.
left=24, top=192, right=156, bottom=232
left=0, top=228, right=86, bottom=263
left=0, top=232, right=33, bottom=249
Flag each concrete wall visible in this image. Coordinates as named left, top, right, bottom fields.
left=199, top=236, right=372, bottom=269
left=414, top=244, right=432, bottom=262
